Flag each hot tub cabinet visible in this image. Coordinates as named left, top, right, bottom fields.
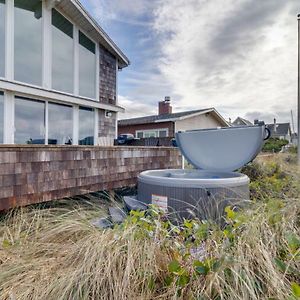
left=138, top=169, right=249, bottom=221
left=135, top=124, right=270, bottom=221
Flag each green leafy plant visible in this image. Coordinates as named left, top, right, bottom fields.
left=262, top=138, right=289, bottom=153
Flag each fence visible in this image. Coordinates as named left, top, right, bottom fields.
left=115, top=137, right=175, bottom=147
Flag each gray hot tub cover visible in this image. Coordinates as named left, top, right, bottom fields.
left=176, top=125, right=268, bottom=172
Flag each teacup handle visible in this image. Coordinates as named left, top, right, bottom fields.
left=264, top=127, right=271, bottom=140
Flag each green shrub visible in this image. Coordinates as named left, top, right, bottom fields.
left=262, top=138, right=289, bottom=153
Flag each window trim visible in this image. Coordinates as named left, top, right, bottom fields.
left=78, top=29, right=97, bottom=99
left=2, top=1, right=100, bottom=102
left=78, top=106, right=95, bottom=145
left=50, top=7, right=99, bottom=101
left=50, top=8, right=74, bottom=94
left=0, top=90, right=4, bottom=143
left=0, top=0, right=6, bottom=79
left=3, top=91, right=98, bottom=146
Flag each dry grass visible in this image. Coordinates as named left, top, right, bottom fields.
left=0, top=154, right=299, bottom=300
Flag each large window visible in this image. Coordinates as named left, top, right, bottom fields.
left=136, top=129, right=168, bottom=138
left=14, top=0, right=42, bottom=85
left=52, top=9, right=74, bottom=93
left=79, top=107, right=94, bottom=145
left=15, top=97, right=45, bottom=144
left=79, top=31, right=96, bottom=99
left=0, top=92, right=3, bottom=143
left=11, top=96, right=98, bottom=145
left=0, top=0, right=5, bottom=78
left=48, top=102, right=73, bottom=145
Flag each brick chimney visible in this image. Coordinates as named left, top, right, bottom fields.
left=158, top=96, right=172, bottom=115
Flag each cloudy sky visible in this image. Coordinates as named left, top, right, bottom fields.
left=82, top=0, right=299, bottom=127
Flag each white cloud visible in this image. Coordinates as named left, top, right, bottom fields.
left=88, top=0, right=157, bottom=25
left=118, top=95, right=157, bottom=119
left=85, top=0, right=299, bottom=128
left=152, top=0, right=299, bottom=125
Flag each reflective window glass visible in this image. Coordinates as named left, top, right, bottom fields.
left=144, top=131, right=157, bottom=138
left=14, top=0, right=42, bottom=85
left=48, top=102, right=73, bottom=145
left=0, top=0, right=5, bottom=78
left=136, top=132, right=143, bottom=138
left=52, top=9, right=74, bottom=93
left=0, top=91, right=3, bottom=143
left=79, top=31, right=96, bottom=99
left=15, top=97, right=45, bottom=144
left=159, top=130, right=167, bottom=137
left=79, top=107, right=94, bottom=145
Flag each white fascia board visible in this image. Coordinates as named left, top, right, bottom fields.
left=70, top=0, right=130, bottom=68
left=154, top=118, right=180, bottom=123
left=210, top=109, right=231, bottom=127
left=153, top=108, right=230, bottom=127
left=153, top=109, right=213, bottom=123
left=0, top=79, right=125, bottom=112
left=176, top=109, right=214, bottom=121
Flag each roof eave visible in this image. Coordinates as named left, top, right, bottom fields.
left=170, top=108, right=230, bottom=127
left=71, top=0, right=130, bottom=68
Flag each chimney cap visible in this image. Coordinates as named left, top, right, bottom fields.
left=164, top=96, right=171, bottom=102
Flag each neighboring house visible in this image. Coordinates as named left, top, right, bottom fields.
left=265, top=119, right=292, bottom=142
left=0, top=0, right=129, bottom=146
left=118, top=97, right=229, bottom=138
left=232, top=117, right=253, bottom=126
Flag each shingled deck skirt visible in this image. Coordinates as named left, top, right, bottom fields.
left=0, top=145, right=181, bottom=210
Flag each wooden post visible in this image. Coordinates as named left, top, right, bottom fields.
left=297, top=14, right=300, bottom=164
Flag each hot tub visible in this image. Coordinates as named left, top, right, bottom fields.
left=134, top=123, right=270, bottom=222
left=138, top=169, right=249, bottom=221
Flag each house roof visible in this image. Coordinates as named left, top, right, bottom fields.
left=118, top=108, right=229, bottom=126
left=232, top=117, right=253, bottom=126
left=54, top=0, right=130, bottom=68
left=266, top=123, right=291, bottom=136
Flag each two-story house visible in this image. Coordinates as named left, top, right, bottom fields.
left=0, top=0, right=129, bottom=146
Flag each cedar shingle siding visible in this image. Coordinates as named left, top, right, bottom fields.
left=98, top=110, right=117, bottom=140
left=99, top=45, right=117, bottom=105
left=0, top=146, right=181, bottom=210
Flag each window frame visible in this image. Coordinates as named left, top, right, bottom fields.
left=0, top=90, right=4, bottom=143
left=48, top=101, right=74, bottom=145
left=0, top=0, right=6, bottom=79
left=135, top=128, right=169, bottom=138
left=13, top=0, right=44, bottom=86
left=2, top=1, right=100, bottom=102
left=51, top=8, right=74, bottom=94
left=78, top=106, right=96, bottom=146
left=78, top=29, right=97, bottom=99
left=10, top=91, right=98, bottom=145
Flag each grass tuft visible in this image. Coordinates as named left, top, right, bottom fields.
left=0, top=154, right=299, bottom=300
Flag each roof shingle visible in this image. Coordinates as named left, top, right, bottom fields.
left=266, top=123, right=290, bottom=136
left=118, top=109, right=212, bottom=126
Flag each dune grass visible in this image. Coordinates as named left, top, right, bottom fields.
left=0, top=154, right=299, bottom=300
